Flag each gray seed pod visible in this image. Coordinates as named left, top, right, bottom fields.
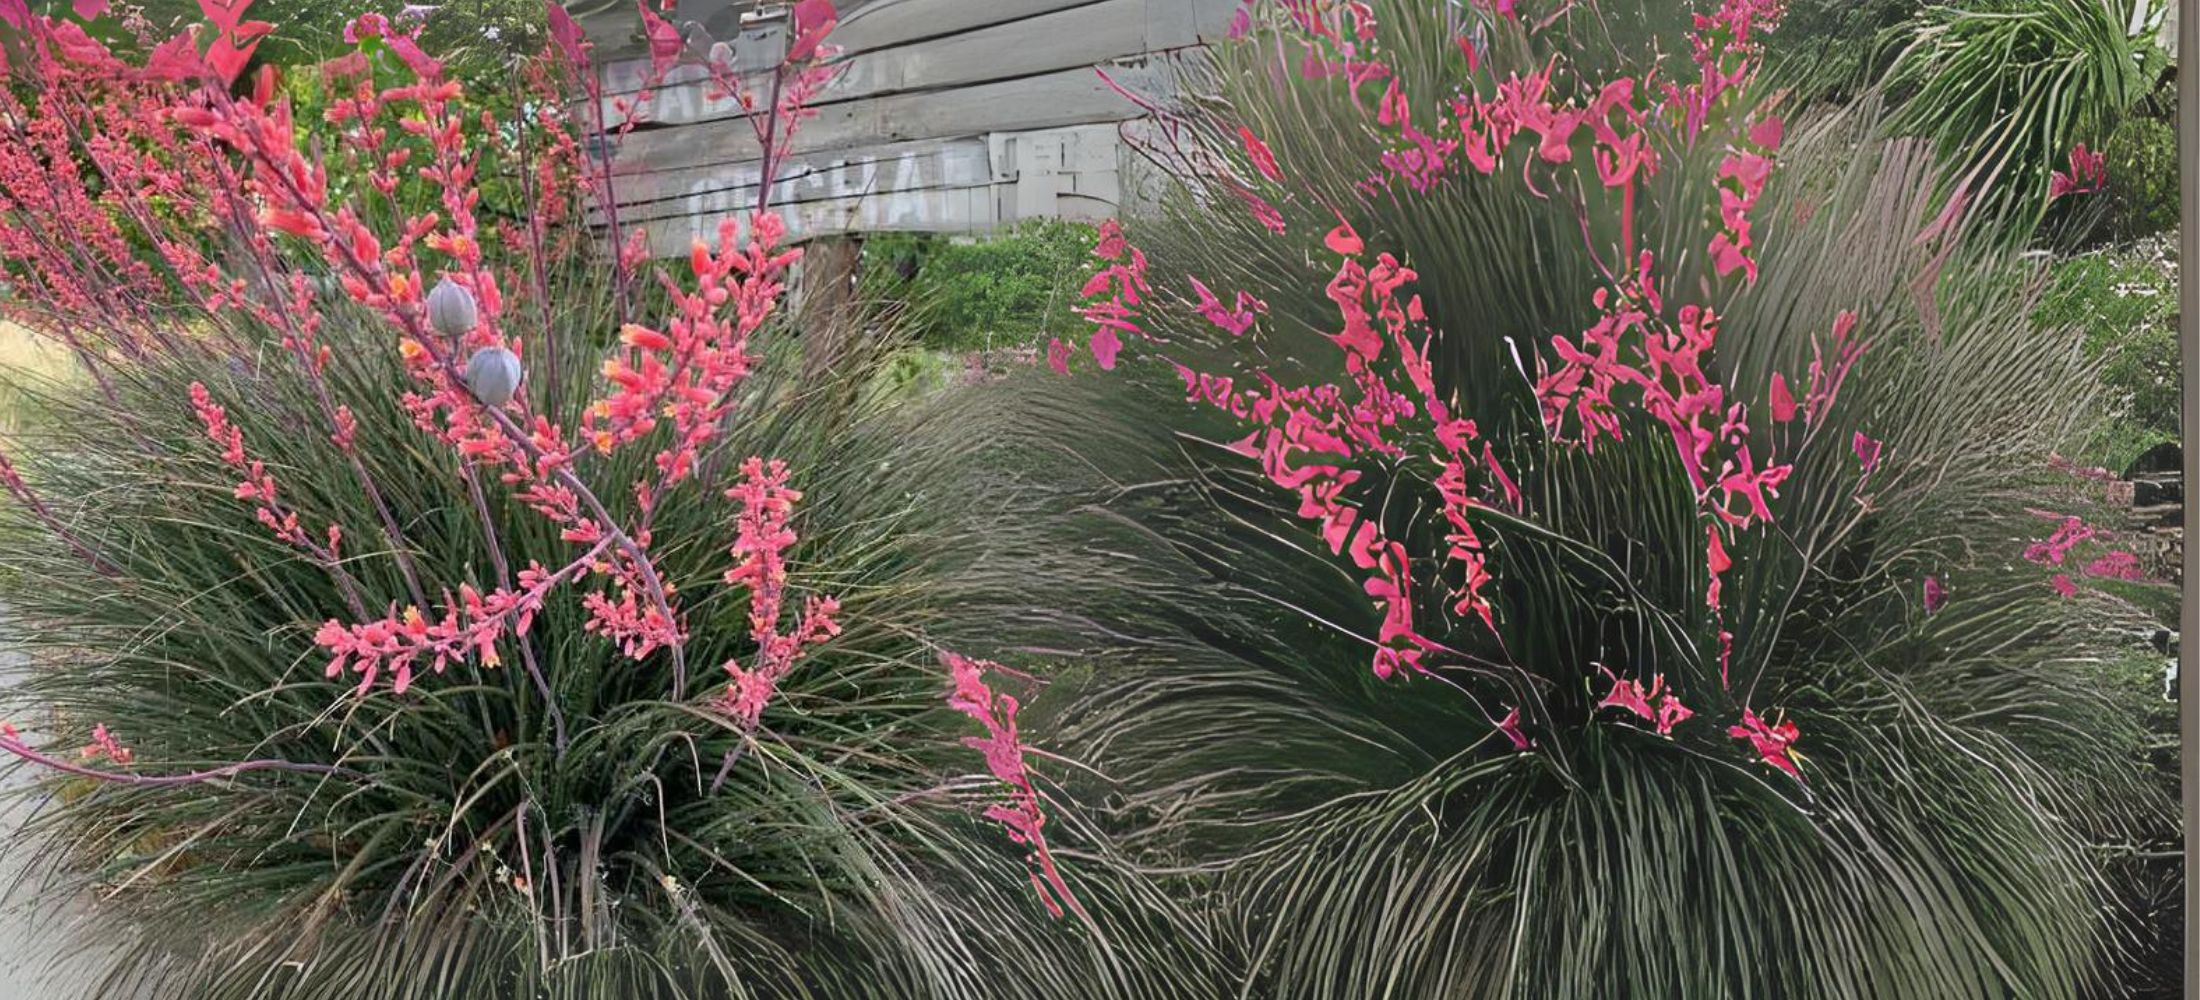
left=465, top=346, right=524, bottom=407
left=427, top=276, right=478, bottom=337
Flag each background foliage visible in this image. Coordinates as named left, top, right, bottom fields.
left=861, top=221, right=1097, bottom=353
left=2036, top=237, right=2180, bottom=470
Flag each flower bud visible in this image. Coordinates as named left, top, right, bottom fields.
left=465, top=346, right=524, bottom=407
left=708, top=40, right=733, bottom=69
left=427, top=276, right=478, bottom=337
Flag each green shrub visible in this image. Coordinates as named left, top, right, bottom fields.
left=1766, top=0, right=1921, bottom=104
left=1881, top=0, right=2169, bottom=235
left=2035, top=238, right=2179, bottom=470
left=68, top=0, right=549, bottom=73
left=864, top=221, right=1096, bottom=352
left=2099, top=108, right=2180, bottom=242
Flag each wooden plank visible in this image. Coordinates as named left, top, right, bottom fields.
left=628, top=182, right=1003, bottom=257
left=598, top=0, right=1098, bottom=95
left=581, top=0, right=772, bottom=65
left=1143, top=0, right=1241, bottom=52
left=598, top=136, right=995, bottom=225
left=610, top=123, right=1131, bottom=256
left=601, top=0, right=1224, bottom=129
left=607, top=61, right=1170, bottom=178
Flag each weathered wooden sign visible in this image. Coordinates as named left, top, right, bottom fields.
left=578, top=0, right=1238, bottom=255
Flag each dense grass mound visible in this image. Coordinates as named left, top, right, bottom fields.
left=915, top=3, right=2174, bottom=997
left=0, top=292, right=1218, bottom=998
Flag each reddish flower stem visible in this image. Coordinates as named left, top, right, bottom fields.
left=0, top=735, right=357, bottom=787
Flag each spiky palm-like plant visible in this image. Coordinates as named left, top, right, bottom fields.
left=0, top=5, right=1216, bottom=998
left=922, top=2, right=2170, bottom=996
left=1880, top=0, right=2167, bottom=232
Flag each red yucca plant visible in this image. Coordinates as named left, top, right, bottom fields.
left=1065, top=0, right=1824, bottom=766
left=0, top=2, right=1211, bottom=997
left=918, top=0, right=2168, bottom=995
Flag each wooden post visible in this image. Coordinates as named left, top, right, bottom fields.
left=2177, top=0, right=2196, bottom=993
left=799, top=234, right=864, bottom=379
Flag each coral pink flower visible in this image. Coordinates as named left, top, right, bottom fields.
left=2050, top=573, right=2078, bottom=598
left=1071, top=219, right=1148, bottom=369
left=2023, top=514, right=2095, bottom=566
left=1802, top=311, right=1865, bottom=424
left=1482, top=443, right=1522, bottom=511
left=1852, top=431, right=1881, bottom=473
left=1324, top=219, right=1363, bottom=256
left=1706, top=524, right=1733, bottom=612
left=638, top=3, right=683, bottom=77
left=1235, top=186, right=1287, bottom=234
left=2048, top=143, right=2107, bottom=199
left=1728, top=708, right=1801, bottom=778
left=1088, top=325, right=1123, bottom=369
left=1923, top=575, right=1946, bottom=612
left=1495, top=706, right=1532, bottom=751
left=1190, top=276, right=1266, bottom=336
left=1599, top=668, right=1694, bottom=736
left=1655, top=693, right=1694, bottom=735
left=713, top=458, right=843, bottom=730
left=2083, top=550, right=2142, bottom=581
left=1598, top=667, right=1654, bottom=719
left=1768, top=372, right=1796, bottom=422
left=788, top=0, right=839, bottom=62
left=1238, top=125, right=1283, bottom=182
left=943, top=651, right=1084, bottom=920
left=82, top=723, right=132, bottom=765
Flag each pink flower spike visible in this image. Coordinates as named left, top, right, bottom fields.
left=787, top=0, right=839, bottom=62
left=1240, top=189, right=1287, bottom=234
left=1597, top=666, right=1654, bottom=721
left=1654, top=693, right=1693, bottom=736
left=1705, top=524, right=1733, bottom=606
left=1728, top=708, right=1801, bottom=778
left=1481, top=443, right=1522, bottom=511
left=1852, top=431, right=1881, bottom=473
left=1768, top=373, right=1796, bottom=422
left=2083, top=550, right=2143, bottom=581
left=1923, top=575, right=1946, bottom=613
left=1190, top=276, right=1265, bottom=336
left=1495, top=706, right=1533, bottom=751
left=1748, top=116, right=1783, bottom=150
left=1046, top=338, right=1072, bottom=375
left=2048, top=143, right=2107, bottom=200
left=2023, top=515, right=2095, bottom=566
left=1324, top=219, right=1364, bottom=256
left=1238, top=126, right=1283, bottom=182
left=2050, top=573, right=2078, bottom=598
left=710, top=458, right=842, bottom=734
left=942, top=651, right=1085, bottom=921
left=83, top=723, right=133, bottom=765
left=1089, top=327, right=1122, bottom=370
left=638, top=2, right=683, bottom=77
